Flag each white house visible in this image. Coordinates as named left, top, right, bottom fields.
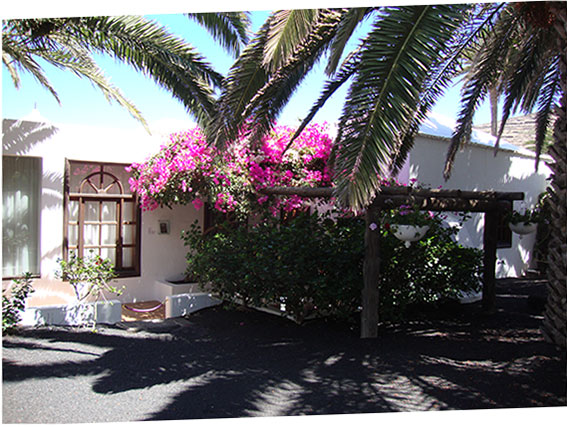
left=1, top=112, right=551, bottom=324
left=408, top=113, right=551, bottom=277
left=2, top=114, right=206, bottom=323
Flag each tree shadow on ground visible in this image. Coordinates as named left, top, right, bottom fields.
left=2, top=280, right=565, bottom=422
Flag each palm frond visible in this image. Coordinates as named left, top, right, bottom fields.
left=37, top=42, right=150, bottom=130
left=240, top=9, right=347, bottom=146
left=187, top=11, right=251, bottom=57
left=1, top=30, right=61, bottom=102
left=534, top=58, right=560, bottom=165
left=2, top=16, right=226, bottom=128
left=325, top=7, right=372, bottom=76
left=494, top=22, right=556, bottom=151
left=205, top=17, right=273, bottom=148
left=79, top=16, right=224, bottom=86
left=390, top=3, right=503, bottom=176
left=2, top=50, right=21, bottom=88
left=445, top=6, right=519, bottom=178
left=283, top=50, right=361, bottom=155
left=332, top=5, right=470, bottom=210
left=263, top=9, right=320, bottom=72
left=70, top=16, right=222, bottom=123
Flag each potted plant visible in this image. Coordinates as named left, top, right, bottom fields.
left=386, top=204, right=435, bottom=247
left=56, top=251, right=123, bottom=328
left=508, top=204, right=541, bottom=236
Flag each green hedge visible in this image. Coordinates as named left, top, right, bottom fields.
left=183, top=212, right=482, bottom=323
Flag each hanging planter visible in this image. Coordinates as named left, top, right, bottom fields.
left=385, top=203, right=437, bottom=248
left=391, top=224, right=430, bottom=248
left=509, top=221, right=537, bottom=235
left=507, top=202, right=541, bottom=237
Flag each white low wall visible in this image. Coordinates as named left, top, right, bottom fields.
left=155, top=280, right=203, bottom=301
left=165, top=292, right=221, bottom=318
left=18, top=292, right=221, bottom=327
left=20, top=300, right=122, bottom=327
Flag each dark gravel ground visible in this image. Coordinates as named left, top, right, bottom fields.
left=2, top=278, right=566, bottom=423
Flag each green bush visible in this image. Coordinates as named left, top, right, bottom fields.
left=379, top=219, right=482, bottom=320
left=183, top=211, right=482, bottom=323
left=2, top=273, right=34, bottom=333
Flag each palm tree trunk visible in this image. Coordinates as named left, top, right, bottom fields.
left=541, top=2, right=567, bottom=350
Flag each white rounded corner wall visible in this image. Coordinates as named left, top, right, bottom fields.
left=116, top=204, right=203, bottom=302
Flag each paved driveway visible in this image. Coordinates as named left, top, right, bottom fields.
left=2, top=279, right=566, bottom=423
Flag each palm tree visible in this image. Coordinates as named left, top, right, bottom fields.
left=540, top=2, right=566, bottom=350
left=207, top=4, right=488, bottom=208
left=2, top=13, right=250, bottom=130
left=447, top=2, right=565, bottom=349
left=207, top=3, right=565, bottom=348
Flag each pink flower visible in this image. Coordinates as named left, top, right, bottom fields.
left=192, top=198, right=204, bottom=210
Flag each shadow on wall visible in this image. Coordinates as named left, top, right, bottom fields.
left=3, top=119, right=63, bottom=212
left=41, top=170, right=64, bottom=209
left=3, top=119, right=59, bottom=155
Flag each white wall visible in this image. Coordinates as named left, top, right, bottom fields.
left=2, top=118, right=202, bottom=304
left=407, top=134, right=551, bottom=277
left=3, top=117, right=552, bottom=307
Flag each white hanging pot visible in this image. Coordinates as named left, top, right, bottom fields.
left=509, top=222, right=537, bottom=235
left=391, top=224, right=430, bottom=248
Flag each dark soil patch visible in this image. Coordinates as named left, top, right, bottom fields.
left=2, top=278, right=565, bottom=422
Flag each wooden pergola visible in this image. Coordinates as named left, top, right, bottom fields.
left=261, top=185, right=524, bottom=338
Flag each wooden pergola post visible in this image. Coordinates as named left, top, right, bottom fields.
left=361, top=203, right=381, bottom=338
left=260, top=185, right=525, bottom=336
left=482, top=207, right=499, bottom=312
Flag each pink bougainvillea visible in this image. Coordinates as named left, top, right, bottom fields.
left=128, top=123, right=335, bottom=216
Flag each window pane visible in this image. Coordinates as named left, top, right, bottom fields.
left=101, top=225, right=116, bottom=245
left=123, top=248, right=134, bottom=268
left=2, top=156, right=41, bottom=277
left=101, top=202, right=116, bottom=222
left=84, top=224, right=99, bottom=246
left=101, top=173, right=122, bottom=194
left=85, top=201, right=100, bottom=222
left=69, top=201, right=79, bottom=221
left=81, top=178, right=99, bottom=194
left=123, top=224, right=136, bottom=245
left=123, top=201, right=135, bottom=222
left=68, top=225, right=78, bottom=247
left=69, top=163, right=100, bottom=193
left=100, top=248, right=116, bottom=265
left=104, top=165, right=133, bottom=194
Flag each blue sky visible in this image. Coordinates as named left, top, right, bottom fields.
left=2, top=1, right=494, bottom=133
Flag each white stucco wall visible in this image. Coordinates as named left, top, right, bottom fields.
left=3, top=114, right=553, bottom=307
left=407, top=134, right=551, bottom=277
left=2, top=118, right=202, bottom=304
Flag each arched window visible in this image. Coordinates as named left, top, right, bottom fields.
left=64, top=160, right=140, bottom=277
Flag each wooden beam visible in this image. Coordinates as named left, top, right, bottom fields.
left=260, top=185, right=524, bottom=202
left=376, top=196, right=507, bottom=212
left=259, top=186, right=334, bottom=198
left=361, top=205, right=381, bottom=338
left=376, top=187, right=524, bottom=201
